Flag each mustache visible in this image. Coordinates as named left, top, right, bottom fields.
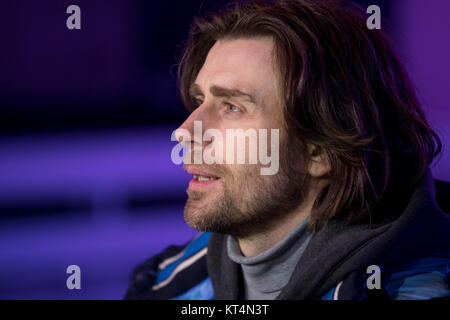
left=183, top=163, right=229, bottom=178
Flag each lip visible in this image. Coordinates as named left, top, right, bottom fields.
left=188, top=177, right=220, bottom=190
left=183, top=165, right=220, bottom=179
left=184, top=165, right=221, bottom=190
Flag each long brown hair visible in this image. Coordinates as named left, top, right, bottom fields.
left=177, top=0, right=442, bottom=229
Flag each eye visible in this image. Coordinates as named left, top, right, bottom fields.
left=192, top=97, right=204, bottom=108
left=224, top=103, right=241, bottom=113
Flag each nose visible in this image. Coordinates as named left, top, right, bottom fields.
left=174, top=106, right=210, bottom=165
left=175, top=106, right=205, bottom=146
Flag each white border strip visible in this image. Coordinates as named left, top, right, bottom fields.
left=158, top=250, right=186, bottom=270
left=157, top=233, right=203, bottom=270
left=333, top=281, right=343, bottom=300
left=152, top=247, right=208, bottom=291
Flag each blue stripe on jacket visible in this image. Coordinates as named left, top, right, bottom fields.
left=320, top=255, right=450, bottom=300
left=170, top=277, right=214, bottom=300
left=155, top=232, right=211, bottom=285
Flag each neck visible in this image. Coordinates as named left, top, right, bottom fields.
left=237, top=180, right=323, bottom=257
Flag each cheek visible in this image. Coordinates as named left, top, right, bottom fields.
left=224, top=163, right=261, bottom=187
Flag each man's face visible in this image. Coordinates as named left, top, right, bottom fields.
left=177, top=37, right=308, bottom=237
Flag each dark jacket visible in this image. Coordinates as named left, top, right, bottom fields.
left=125, top=170, right=450, bottom=300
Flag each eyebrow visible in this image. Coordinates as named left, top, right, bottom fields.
left=189, top=83, right=257, bottom=104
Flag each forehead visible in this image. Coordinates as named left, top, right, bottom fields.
left=195, top=37, right=280, bottom=101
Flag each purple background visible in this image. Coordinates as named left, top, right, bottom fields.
left=0, top=0, right=448, bottom=299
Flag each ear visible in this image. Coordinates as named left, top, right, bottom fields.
left=307, top=144, right=331, bottom=178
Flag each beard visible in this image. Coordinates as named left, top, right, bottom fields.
left=183, top=137, right=310, bottom=238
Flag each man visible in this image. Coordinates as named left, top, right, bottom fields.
left=126, top=0, right=450, bottom=300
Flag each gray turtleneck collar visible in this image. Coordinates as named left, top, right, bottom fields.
left=227, top=217, right=312, bottom=300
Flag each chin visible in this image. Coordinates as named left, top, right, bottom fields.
left=184, top=200, right=210, bottom=229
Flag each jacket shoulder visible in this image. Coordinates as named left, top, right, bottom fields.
left=125, top=232, right=211, bottom=300
left=322, top=253, right=450, bottom=300
left=383, top=254, right=450, bottom=300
